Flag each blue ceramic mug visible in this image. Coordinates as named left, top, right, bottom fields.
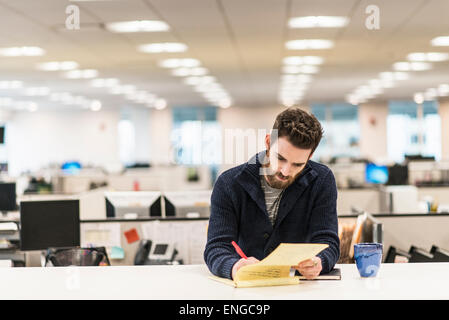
left=354, top=243, right=383, bottom=277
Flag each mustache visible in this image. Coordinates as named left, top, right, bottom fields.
left=276, top=172, right=290, bottom=179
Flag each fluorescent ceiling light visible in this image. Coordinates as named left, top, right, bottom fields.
left=393, top=61, right=432, bottom=71
left=283, top=56, right=324, bottom=65
left=282, top=65, right=319, bottom=74
left=27, top=102, right=38, bottom=112
left=0, top=46, right=45, bottom=57
left=281, top=74, right=312, bottom=83
left=438, top=84, right=449, bottom=96
left=90, top=100, right=102, bottom=111
left=109, top=84, right=136, bottom=95
left=413, top=93, right=424, bottom=104
left=154, top=98, right=167, bottom=110
left=289, top=16, right=348, bottom=28
left=90, top=78, right=119, bottom=88
left=64, top=69, right=98, bottom=79
left=24, top=87, right=50, bottom=96
left=218, top=99, right=232, bottom=109
left=285, top=39, right=334, bottom=50
left=431, top=36, right=449, bottom=46
left=159, top=58, right=201, bottom=68
left=407, top=52, right=449, bottom=62
left=0, top=97, right=13, bottom=106
left=183, top=76, right=216, bottom=86
left=36, top=61, right=79, bottom=71
left=138, top=42, right=187, bottom=53
left=171, top=67, right=208, bottom=77
left=378, top=71, right=409, bottom=81
left=0, top=81, right=23, bottom=89
left=106, top=20, right=169, bottom=33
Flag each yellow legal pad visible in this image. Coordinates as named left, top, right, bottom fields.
left=209, top=243, right=329, bottom=288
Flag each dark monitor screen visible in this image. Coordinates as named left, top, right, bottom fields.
left=0, top=126, right=4, bottom=144
left=20, top=200, right=80, bottom=251
left=0, top=183, right=16, bottom=211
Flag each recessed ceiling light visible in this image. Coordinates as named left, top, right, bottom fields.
left=90, top=100, right=102, bottom=111
left=154, top=98, right=167, bottom=110
left=281, top=74, right=312, bottom=83
left=171, top=67, right=209, bottom=77
left=36, top=61, right=79, bottom=71
left=378, top=71, right=409, bottom=81
left=138, top=42, right=188, bottom=53
left=218, top=99, right=232, bottom=109
left=282, top=65, right=319, bottom=74
left=90, top=78, right=119, bottom=87
left=407, top=52, right=449, bottom=62
left=105, top=20, right=169, bottom=33
left=24, top=87, right=50, bottom=96
left=413, top=93, right=424, bottom=104
left=109, top=84, right=136, bottom=95
left=64, top=69, right=98, bottom=79
left=0, top=97, right=13, bottom=106
left=431, top=36, right=449, bottom=46
left=393, top=61, right=432, bottom=71
left=438, top=84, right=449, bottom=96
left=0, top=46, right=45, bottom=57
left=285, top=39, right=334, bottom=50
left=159, top=58, right=201, bottom=68
left=288, top=16, right=348, bottom=28
left=0, top=81, right=23, bottom=89
left=183, top=76, right=216, bottom=86
left=283, top=56, right=324, bottom=65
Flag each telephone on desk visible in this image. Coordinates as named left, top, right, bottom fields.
left=134, top=240, right=182, bottom=265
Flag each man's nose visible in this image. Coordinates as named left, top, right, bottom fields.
left=279, top=163, right=292, bottom=177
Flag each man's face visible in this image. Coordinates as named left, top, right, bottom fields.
left=263, top=136, right=312, bottom=189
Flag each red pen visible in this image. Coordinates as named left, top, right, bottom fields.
left=231, top=241, right=248, bottom=259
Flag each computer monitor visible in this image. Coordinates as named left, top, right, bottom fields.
left=0, top=182, right=17, bottom=214
left=387, top=164, right=408, bottom=185
left=0, top=126, right=4, bottom=144
left=105, top=191, right=162, bottom=218
left=61, top=161, right=82, bottom=174
left=360, top=213, right=383, bottom=243
left=164, top=190, right=211, bottom=218
left=365, top=163, right=389, bottom=184
left=20, top=200, right=80, bottom=251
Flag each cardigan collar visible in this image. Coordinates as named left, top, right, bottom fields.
left=235, top=151, right=319, bottom=225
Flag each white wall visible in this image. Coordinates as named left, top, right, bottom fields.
left=359, top=101, right=388, bottom=162
left=440, top=98, right=449, bottom=161
left=217, top=105, right=286, bottom=172
left=149, top=107, right=172, bottom=164
left=7, top=109, right=120, bottom=176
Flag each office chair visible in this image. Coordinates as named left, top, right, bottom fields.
left=44, top=247, right=111, bottom=267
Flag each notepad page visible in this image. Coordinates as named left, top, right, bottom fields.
left=258, top=243, right=329, bottom=266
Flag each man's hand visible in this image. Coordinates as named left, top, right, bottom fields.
left=292, top=256, right=322, bottom=280
left=231, top=257, right=259, bottom=280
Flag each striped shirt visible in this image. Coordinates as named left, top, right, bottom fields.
left=260, top=176, right=284, bottom=226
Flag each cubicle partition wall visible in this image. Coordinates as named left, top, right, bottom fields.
left=79, top=218, right=209, bottom=266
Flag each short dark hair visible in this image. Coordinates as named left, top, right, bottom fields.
left=271, top=107, right=323, bottom=153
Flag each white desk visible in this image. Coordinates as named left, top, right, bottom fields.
left=1, top=263, right=448, bottom=300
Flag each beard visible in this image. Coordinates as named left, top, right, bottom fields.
left=262, top=168, right=297, bottom=189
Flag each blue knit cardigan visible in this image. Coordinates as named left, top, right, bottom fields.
left=204, top=151, right=340, bottom=279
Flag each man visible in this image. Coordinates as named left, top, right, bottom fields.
left=204, top=107, right=340, bottom=280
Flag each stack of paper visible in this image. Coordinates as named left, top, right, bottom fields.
left=209, top=243, right=328, bottom=288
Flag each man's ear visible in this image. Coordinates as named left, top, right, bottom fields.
left=265, top=134, right=270, bottom=149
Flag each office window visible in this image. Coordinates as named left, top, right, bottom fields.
left=171, top=107, right=221, bottom=166
left=387, top=100, right=441, bottom=162
left=311, top=103, right=360, bottom=161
